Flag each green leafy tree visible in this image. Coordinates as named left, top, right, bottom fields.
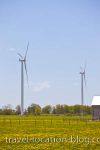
left=27, top=103, right=41, bottom=115
left=52, top=106, right=56, bottom=114
left=2, top=104, right=14, bottom=115
left=42, top=105, right=52, bottom=114
left=63, top=105, right=69, bottom=114
left=55, top=104, right=64, bottom=114
left=15, top=105, right=21, bottom=115
left=73, top=105, right=81, bottom=114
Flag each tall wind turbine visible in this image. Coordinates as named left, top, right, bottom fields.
left=80, top=64, right=86, bottom=115
left=18, top=43, right=29, bottom=115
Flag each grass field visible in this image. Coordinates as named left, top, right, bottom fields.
left=0, top=115, right=100, bottom=150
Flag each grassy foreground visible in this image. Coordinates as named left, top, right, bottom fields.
left=0, top=115, right=100, bottom=150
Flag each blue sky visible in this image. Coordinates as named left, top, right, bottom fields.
left=0, top=0, right=100, bottom=108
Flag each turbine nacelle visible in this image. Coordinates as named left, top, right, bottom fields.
left=80, top=71, right=85, bottom=74
left=80, top=63, right=86, bottom=86
left=19, top=58, right=25, bottom=62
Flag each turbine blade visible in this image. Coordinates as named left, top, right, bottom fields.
left=84, top=73, right=86, bottom=86
left=84, top=63, right=86, bottom=73
left=24, top=42, right=29, bottom=60
left=17, top=53, right=23, bottom=59
left=84, top=62, right=86, bottom=86
left=80, top=66, right=83, bottom=72
left=24, top=62, right=29, bottom=86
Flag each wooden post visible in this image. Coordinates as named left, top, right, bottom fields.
left=35, top=120, right=36, bottom=127
left=51, top=119, right=52, bottom=126
left=10, top=120, right=11, bottom=126
left=19, top=119, right=20, bottom=125
left=69, top=119, right=70, bottom=125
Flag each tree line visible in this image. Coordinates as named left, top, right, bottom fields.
left=0, top=103, right=91, bottom=115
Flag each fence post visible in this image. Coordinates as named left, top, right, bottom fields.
left=19, top=119, right=20, bottom=125
left=86, top=119, right=87, bottom=126
left=69, top=119, right=70, bottom=125
left=10, top=120, right=11, bottom=126
left=51, top=119, right=52, bottom=126
left=35, top=120, right=36, bottom=127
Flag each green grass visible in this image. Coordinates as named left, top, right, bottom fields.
left=0, top=115, right=100, bottom=150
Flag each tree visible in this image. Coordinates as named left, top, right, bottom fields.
left=52, top=106, right=56, bottom=114
left=68, top=106, right=74, bottom=114
left=42, top=105, right=52, bottom=114
left=27, top=104, right=41, bottom=115
left=82, top=105, right=91, bottom=115
left=0, top=109, right=3, bottom=115
left=63, top=105, right=69, bottom=114
left=55, top=104, right=64, bottom=114
left=73, top=105, right=81, bottom=115
left=15, top=105, right=21, bottom=115
left=2, top=104, right=14, bottom=115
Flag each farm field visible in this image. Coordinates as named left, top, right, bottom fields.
left=0, top=115, right=100, bottom=150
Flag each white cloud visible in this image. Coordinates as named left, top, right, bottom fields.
left=33, top=81, right=50, bottom=92
left=9, top=48, right=16, bottom=52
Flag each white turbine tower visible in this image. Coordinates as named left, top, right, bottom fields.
left=80, top=64, right=86, bottom=115
left=18, top=43, right=29, bottom=116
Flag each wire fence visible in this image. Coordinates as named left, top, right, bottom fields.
left=0, top=118, right=99, bottom=128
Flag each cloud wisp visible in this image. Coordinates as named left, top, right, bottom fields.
left=9, top=48, right=16, bottom=52
left=33, top=81, right=50, bottom=92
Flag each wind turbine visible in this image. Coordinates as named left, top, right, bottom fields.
left=80, top=64, right=86, bottom=115
left=18, top=42, right=29, bottom=116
